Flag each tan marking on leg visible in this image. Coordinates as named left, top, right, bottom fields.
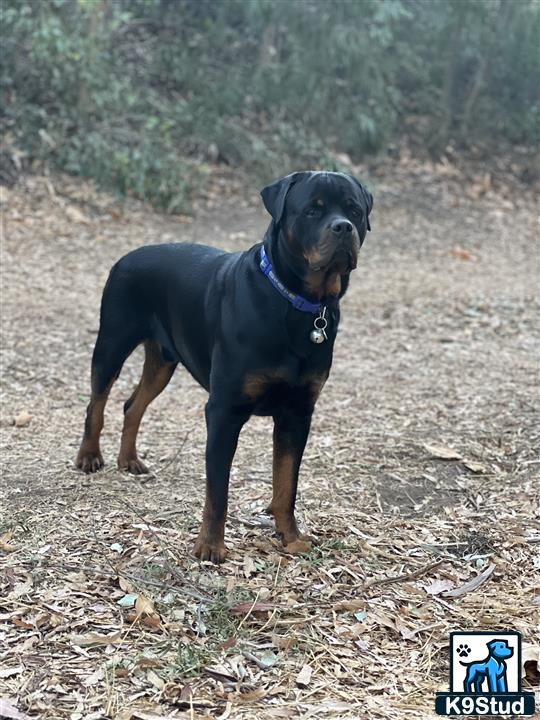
left=272, top=450, right=296, bottom=537
left=76, top=377, right=115, bottom=473
left=118, top=341, right=175, bottom=474
left=284, top=537, right=312, bottom=554
left=271, top=449, right=311, bottom=551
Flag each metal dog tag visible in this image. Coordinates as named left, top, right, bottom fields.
left=310, top=307, right=328, bottom=344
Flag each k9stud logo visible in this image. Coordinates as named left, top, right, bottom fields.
left=435, top=631, right=535, bottom=716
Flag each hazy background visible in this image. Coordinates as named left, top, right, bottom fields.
left=1, top=4, right=539, bottom=718
left=1, top=0, right=538, bottom=211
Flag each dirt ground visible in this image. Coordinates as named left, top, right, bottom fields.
left=1, top=163, right=539, bottom=720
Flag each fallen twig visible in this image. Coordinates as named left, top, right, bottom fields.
left=109, top=494, right=213, bottom=602
left=362, top=559, right=448, bottom=591
left=441, top=563, right=496, bottom=598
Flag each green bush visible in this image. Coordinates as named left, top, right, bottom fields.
left=1, top=0, right=538, bottom=209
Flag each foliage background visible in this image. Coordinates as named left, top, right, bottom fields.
left=1, top=0, right=539, bottom=210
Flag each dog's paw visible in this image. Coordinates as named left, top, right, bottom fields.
left=76, top=450, right=104, bottom=473
left=117, top=456, right=149, bottom=475
left=193, top=538, right=227, bottom=564
left=457, top=643, right=471, bottom=658
left=283, top=537, right=312, bottom=555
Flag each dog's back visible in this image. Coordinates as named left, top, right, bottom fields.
left=103, top=243, right=239, bottom=387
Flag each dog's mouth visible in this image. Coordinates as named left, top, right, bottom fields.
left=338, top=247, right=358, bottom=272
left=308, top=248, right=357, bottom=274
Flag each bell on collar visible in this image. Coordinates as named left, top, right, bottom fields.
left=310, top=306, right=328, bottom=344
left=310, top=328, right=326, bottom=344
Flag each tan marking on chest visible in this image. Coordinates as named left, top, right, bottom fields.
left=243, top=371, right=287, bottom=401
left=325, top=272, right=341, bottom=296
left=304, top=268, right=342, bottom=299
left=243, top=371, right=327, bottom=403
left=305, top=372, right=328, bottom=402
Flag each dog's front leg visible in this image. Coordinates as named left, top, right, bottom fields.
left=194, top=401, right=248, bottom=564
left=270, top=408, right=313, bottom=554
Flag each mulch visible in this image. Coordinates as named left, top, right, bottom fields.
left=1, top=164, right=539, bottom=719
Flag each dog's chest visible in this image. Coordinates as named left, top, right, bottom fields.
left=243, top=370, right=327, bottom=416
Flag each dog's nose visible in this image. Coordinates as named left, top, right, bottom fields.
left=330, top=218, right=353, bottom=236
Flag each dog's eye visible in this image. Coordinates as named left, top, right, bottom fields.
left=349, top=205, right=362, bottom=217
left=305, top=206, right=321, bottom=218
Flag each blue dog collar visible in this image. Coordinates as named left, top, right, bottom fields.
left=259, top=246, right=321, bottom=314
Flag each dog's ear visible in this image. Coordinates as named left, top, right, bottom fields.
left=362, top=188, right=373, bottom=231
left=349, top=175, right=373, bottom=231
left=260, top=172, right=302, bottom=225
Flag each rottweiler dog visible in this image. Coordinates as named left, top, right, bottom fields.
left=76, top=171, right=373, bottom=563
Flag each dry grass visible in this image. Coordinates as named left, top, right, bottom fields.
left=1, top=162, right=539, bottom=719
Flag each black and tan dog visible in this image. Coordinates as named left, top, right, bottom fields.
left=76, top=171, right=373, bottom=562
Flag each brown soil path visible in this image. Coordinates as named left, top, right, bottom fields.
left=1, top=170, right=538, bottom=719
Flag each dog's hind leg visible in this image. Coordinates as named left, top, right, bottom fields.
left=117, top=340, right=177, bottom=474
left=76, top=298, right=145, bottom=473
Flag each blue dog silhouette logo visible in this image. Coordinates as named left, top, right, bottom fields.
left=459, top=638, right=513, bottom=693
left=435, top=630, right=536, bottom=716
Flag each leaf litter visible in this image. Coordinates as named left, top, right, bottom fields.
left=1, top=165, right=539, bottom=718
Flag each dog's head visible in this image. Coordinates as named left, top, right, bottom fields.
left=261, top=171, right=373, bottom=297
left=487, top=640, right=513, bottom=660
